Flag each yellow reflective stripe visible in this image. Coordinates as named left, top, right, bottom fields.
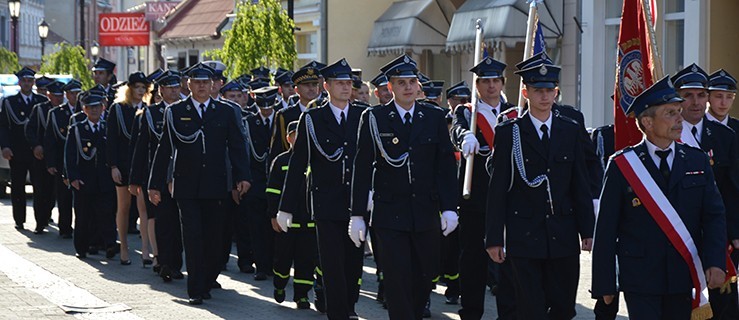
left=378, top=273, right=384, bottom=281
left=266, top=188, right=282, bottom=195
left=293, top=278, right=314, bottom=285
left=307, top=222, right=315, bottom=228
left=306, top=166, right=311, bottom=175
left=290, top=223, right=301, bottom=228
left=273, top=269, right=290, bottom=279
left=444, top=273, right=460, bottom=280
left=357, top=278, right=362, bottom=285
left=432, top=276, right=440, bottom=283
left=281, top=165, right=289, bottom=171
left=314, top=267, right=323, bottom=276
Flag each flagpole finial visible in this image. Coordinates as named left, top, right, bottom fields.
left=475, top=19, right=483, bottom=30
left=527, top=0, right=544, bottom=7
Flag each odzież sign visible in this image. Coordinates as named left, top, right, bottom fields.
left=99, top=13, right=150, bottom=46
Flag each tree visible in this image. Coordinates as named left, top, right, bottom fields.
left=0, top=47, right=20, bottom=74
left=205, top=0, right=297, bottom=78
left=39, top=43, right=94, bottom=89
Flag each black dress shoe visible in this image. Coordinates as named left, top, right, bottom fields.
left=105, top=246, right=117, bottom=259
left=172, top=270, right=184, bottom=280
left=120, top=259, right=132, bottom=265
left=253, top=272, right=267, bottom=281
left=75, top=253, right=87, bottom=259
left=33, top=229, right=46, bottom=235
left=211, top=281, right=222, bottom=289
left=160, top=267, right=172, bottom=283
left=188, top=297, right=203, bottom=305
left=445, top=295, right=459, bottom=305
left=14, top=224, right=24, bottom=230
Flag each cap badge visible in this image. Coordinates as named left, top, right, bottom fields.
left=539, top=65, right=548, bottom=76
left=404, top=56, right=410, bottom=63
left=341, top=60, right=347, bottom=66
left=691, top=65, right=698, bottom=72
left=307, top=69, right=314, bottom=75
left=721, top=70, right=726, bottom=76
left=486, top=59, right=492, bottom=65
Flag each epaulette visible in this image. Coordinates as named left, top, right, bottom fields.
left=352, top=100, right=370, bottom=108
left=675, top=141, right=705, bottom=154
left=609, top=145, right=635, bottom=160
left=417, top=100, right=445, bottom=112
left=555, top=112, right=579, bottom=126
left=497, top=116, right=519, bottom=127
left=706, top=119, right=736, bottom=136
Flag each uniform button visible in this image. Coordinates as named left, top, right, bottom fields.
left=563, top=156, right=568, bottom=160
left=552, top=236, right=556, bottom=240
left=525, top=158, right=529, bottom=162
left=344, top=142, right=348, bottom=146
left=410, top=162, right=414, bottom=166
left=546, top=215, right=550, bottom=219
left=345, top=169, right=350, bottom=172
left=514, top=211, right=518, bottom=215
left=547, top=168, right=551, bottom=173
left=408, top=147, right=413, bottom=151
left=344, top=156, right=349, bottom=159
left=346, top=182, right=350, bottom=186
left=411, top=193, right=416, bottom=198
left=411, top=178, right=416, bottom=182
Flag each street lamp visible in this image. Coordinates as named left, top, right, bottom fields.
left=8, top=0, right=20, bottom=55
left=91, top=42, right=100, bottom=62
left=38, top=20, right=49, bottom=59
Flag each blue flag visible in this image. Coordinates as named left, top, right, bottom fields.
left=533, top=20, right=547, bottom=55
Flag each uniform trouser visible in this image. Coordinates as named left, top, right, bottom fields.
left=246, top=197, right=273, bottom=274
left=316, top=220, right=363, bottom=320
left=273, top=224, right=318, bottom=301
left=594, top=294, right=620, bottom=320
left=148, top=190, right=182, bottom=272
left=54, top=174, right=73, bottom=236
left=375, top=227, right=440, bottom=320
left=495, top=260, right=517, bottom=320
left=369, top=226, right=384, bottom=290
left=623, top=291, right=691, bottom=320
left=228, top=198, right=253, bottom=270
left=73, top=189, right=116, bottom=255
left=708, top=249, right=739, bottom=319
left=30, top=158, right=55, bottom=230
left=457, top=209, right=488, bottom=319
left=177, top=198, right=227, bottom=299
left=440, top=228, right=460, bottom=298
left=9, top=151, right=32, bottom=226
left=508, top=255, right=580, bottom=320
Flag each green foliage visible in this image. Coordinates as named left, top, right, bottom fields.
left=0, top=47, right=20, bottom=74
left=205, top=0, right=297, bottom=78
left=39, top=43, right=94, bottom=89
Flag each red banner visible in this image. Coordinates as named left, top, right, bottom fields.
left=98, top=13, right=150, bottom=46
left=145, top=1, right=179, bottom=21
left=613, top=0, right=657, bottom=150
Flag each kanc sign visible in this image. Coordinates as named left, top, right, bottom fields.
left=98, top=13, right=150, bottom=46
left=145, top=1, right=179, bottom=21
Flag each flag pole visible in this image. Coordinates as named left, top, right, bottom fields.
left=640, top=0, right=663, bottom=79
left=517, top=0, right=541, bottom=109
left=462, top=19, right=484, bottom=200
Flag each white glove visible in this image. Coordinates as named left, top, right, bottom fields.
left=348, top=216, right=367, bottom=248
left=367, top=190, right=374, bottom=213
left=276, top=211, right=293, bottom=232
left=441, top=210, right=459, bottom=236
left=461, top=133, right=480, bottom=158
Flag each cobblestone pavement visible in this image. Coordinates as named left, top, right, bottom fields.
left=0, top=198, right=628, bottom=319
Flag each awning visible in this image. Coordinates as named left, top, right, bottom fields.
left=445, top=0, right=563, bottom=53
left=367, top=0, right=454, bottom=56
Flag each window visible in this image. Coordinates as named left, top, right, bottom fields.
left=295, top=32, right=318, bottom=67
left=662, top=2, right=685, bottom=74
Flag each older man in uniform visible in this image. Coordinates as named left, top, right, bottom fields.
left=592, top=75, right=727, bottom=320
left=277, top=58, right=366, bottom=318
left=148, top=62, right=251, bottom=305
left=486, top=56, right=594, bottom=320
left=91, top=58, right=117, bottom=107
left=0, top=67, right=48, bottom=231
left=351, top=54, right=459, bottom=319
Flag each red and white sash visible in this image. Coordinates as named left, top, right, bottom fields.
left=466, top=104, right=495, bottom=147
left=614, top=150, right=711, bottom=317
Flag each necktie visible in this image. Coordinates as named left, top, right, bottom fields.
left=200, top=103, right=207, bottom=117
left=691, top=126, right=699, bottom=143
left=404, top=112, right=412, bottom=125
left=25, top=97, right=31, bottom=106
left=340, top=112, right=346, bottom=130
left=93, top=123, right=99, bottom=134
left=540, top=124, right=550, bottom=152
left=656, top=149, right=671, bottom=182
left=264, top=117, right=271, bottom=135
left=492, top=108, right=498, bottom=116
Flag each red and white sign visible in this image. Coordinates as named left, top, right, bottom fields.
left=145, top=1, right=179, bottom=21
left=98, top=13, right=150, bottom=46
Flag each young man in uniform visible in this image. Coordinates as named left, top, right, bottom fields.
left=351, top=54, right=459, bottom=319
left=277, top=58, right=366, bottom=318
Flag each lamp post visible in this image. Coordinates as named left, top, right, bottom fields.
left=8, top=0, right=20, bottom=55
left=91, top=41, right=100, bottom=62
left=38, top=20, right=49, bottom=60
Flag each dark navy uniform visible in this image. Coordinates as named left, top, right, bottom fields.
left=25, top=81, right=64, bottom=233
left=44, top=96, right=77, bottom=237
left=241, top=87, right=279, bottom=279
left=592, top=142, right=726, bottom=319
left=107, top=79, right=147, bottom=186
left=129, top=99, right=183, bottom=281
left=149, top=63, right=251, bottom=302
left=0, top=67, right=48, bottom=229
left=65, top=118, right=116, bottom=257
left=591, top=124, right=615, bottom=171
left=268, top=145, right=319, bottom=308
left=279, top=59, right=365, bottom=319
